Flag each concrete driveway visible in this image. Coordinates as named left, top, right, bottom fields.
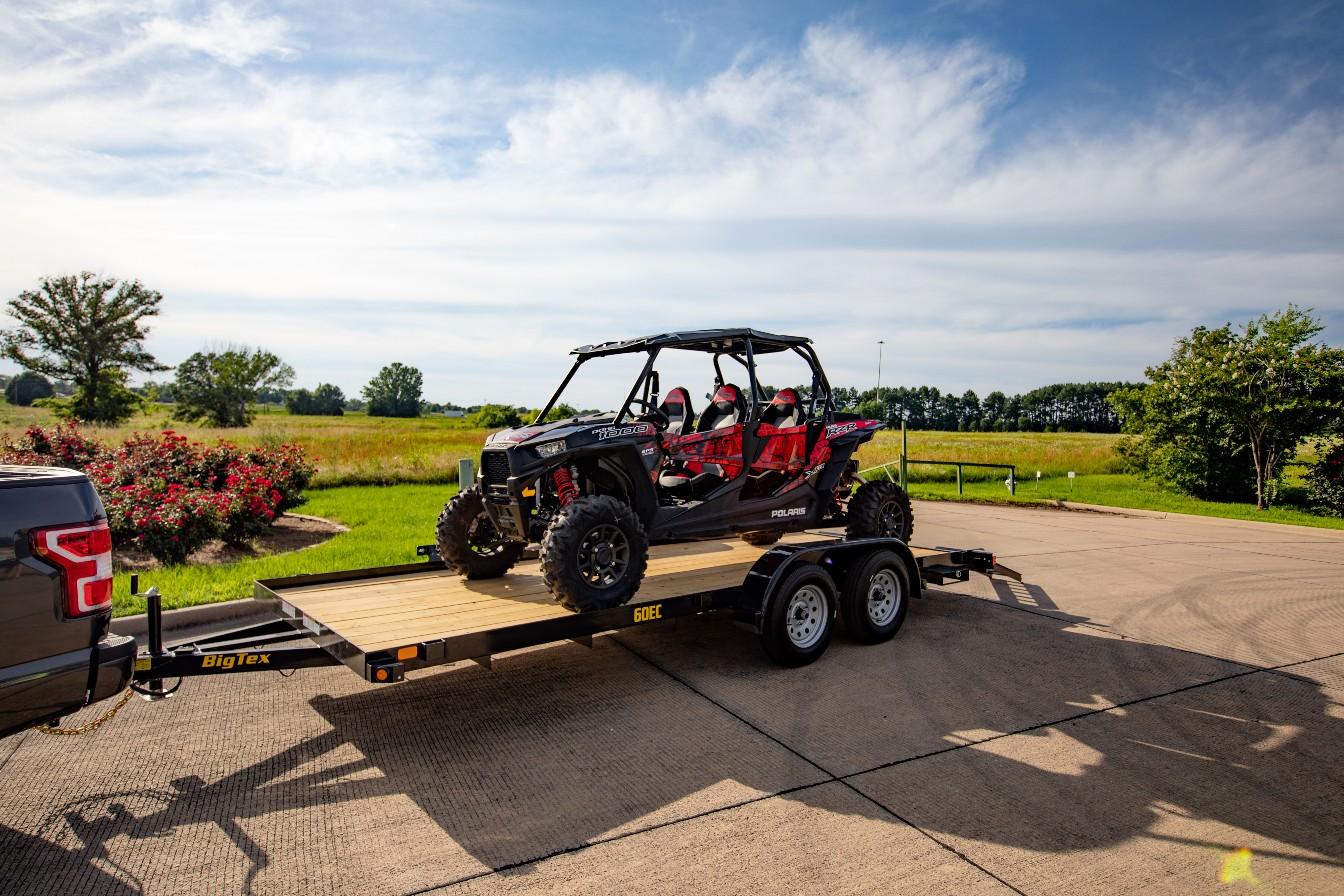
left=2, top=501, right=1342, bottom=895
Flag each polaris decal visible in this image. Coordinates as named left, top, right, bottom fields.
left=593, top=423, right=653, bottom=440
left=825, top=422, right=858, bottom=438
left=771, top=506, right=807, bottom=518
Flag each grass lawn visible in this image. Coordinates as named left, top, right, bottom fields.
left=112, top=484, right=457, bottom=616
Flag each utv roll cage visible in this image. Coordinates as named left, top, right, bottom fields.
left=532, top=328, right=838, bottom=427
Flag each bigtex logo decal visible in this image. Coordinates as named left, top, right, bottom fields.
left=594, top=423, right=652, bottom=440
left=771, top=506, right=807, bottom=518
left=201, top=653, right=270, bottom=670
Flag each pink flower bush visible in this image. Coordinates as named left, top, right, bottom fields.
left=2, top=426, right=315, bottom=564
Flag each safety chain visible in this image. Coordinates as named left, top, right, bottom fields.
left=33, top=688, right=135, bottom=736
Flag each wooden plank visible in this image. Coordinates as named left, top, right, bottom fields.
left=276, top=530, right=937, bottom=656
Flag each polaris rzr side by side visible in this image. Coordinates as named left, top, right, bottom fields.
left=436, top=328, right=914, bottom=612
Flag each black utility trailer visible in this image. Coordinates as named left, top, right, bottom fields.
left=131, top=532, right=1018, bottom=697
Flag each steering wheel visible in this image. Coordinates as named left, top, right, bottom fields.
left=627, top=398, right=670, bottom=430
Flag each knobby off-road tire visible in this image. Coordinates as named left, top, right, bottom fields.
left=740, top=528, right=784, bottom=547
left=759, top=563, right=837, bottom=667
left=846, top=480, right=915, bottom=543
left=436, top=486, right=525, bottom=579
left=839, top=549, right=911, bottom=644
left=541, top=495, right=649, bottom=613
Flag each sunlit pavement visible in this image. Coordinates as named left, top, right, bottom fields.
left=2, top=501, right=1342, bottom=895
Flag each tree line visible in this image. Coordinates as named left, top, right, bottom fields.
left=832, top=382, right=1139, bottom=432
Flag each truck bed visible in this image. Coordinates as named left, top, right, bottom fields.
left=270, top=532, right=944, bottom=657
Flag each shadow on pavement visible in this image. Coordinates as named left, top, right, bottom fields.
left=7, top=581, right=1343, bottom=895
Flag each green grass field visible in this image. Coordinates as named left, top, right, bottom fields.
left=111, top=484, right=456, bottom=615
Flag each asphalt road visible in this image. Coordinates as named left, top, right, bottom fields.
left=2, top=501, right=1342, bottom=895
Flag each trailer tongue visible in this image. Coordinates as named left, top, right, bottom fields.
left=131, top=532, right=1019, bottom=696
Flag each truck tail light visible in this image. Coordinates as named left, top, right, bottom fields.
left=31, top=521, right=114, bottom=617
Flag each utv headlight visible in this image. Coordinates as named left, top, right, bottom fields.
left=535, top=440, right=566, bottom=458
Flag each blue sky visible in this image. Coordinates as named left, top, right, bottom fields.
left=1, top=1, right=1340, bottom=407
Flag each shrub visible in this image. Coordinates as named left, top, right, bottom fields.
left=1, top=426, right=314, bottom=564
left=1306, top=443, right=1344, bottom=517
left=0, top=423, right=105, bottom=469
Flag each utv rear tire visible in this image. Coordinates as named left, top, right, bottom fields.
left=541, top=495, right=649, bottom=613
left=846, top=480, right=914, bottom=543
left=437, top=487, right=525, bottom=579
left=740, top=529, right=784, bottom=547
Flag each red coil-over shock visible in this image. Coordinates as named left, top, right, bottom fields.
left=553, top=466, right=579, bottom=506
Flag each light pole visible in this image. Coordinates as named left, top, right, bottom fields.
left=876, top=340, right=884, bottom=398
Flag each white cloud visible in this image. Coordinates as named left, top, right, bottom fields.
left=0, top=10, right=1340, bottom=405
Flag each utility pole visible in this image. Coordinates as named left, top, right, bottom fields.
left=876, top=340, right=884, bottom=398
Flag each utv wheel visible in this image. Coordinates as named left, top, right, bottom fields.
left=436, top=487, right=525, bottom=579
left=840, top=550, right=910, bottom=644
left=541, top=495, right=649, bottom=613
left=740, top=529, right=784, bottom=547
left=759, top=563, right=837, bottom=667
left=846, top=480, right=914, bottom=543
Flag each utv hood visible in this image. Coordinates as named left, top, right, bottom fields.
left=484, top=413, right=616, bottom=448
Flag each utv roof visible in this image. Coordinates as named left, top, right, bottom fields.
left=573, top=329, right=812, bottom=357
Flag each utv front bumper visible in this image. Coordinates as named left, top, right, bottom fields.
left=478, top=448, right=538, bottom=539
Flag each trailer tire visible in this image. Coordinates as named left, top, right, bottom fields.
left=846, top=480, right=914, bottom=543
left=759, top=563, right=836, bottom=667
left=437, top=487, right=525, bottom=579
left=542, top=495, right=649, bottom=613
left=840, top=550, right=910, bottom=643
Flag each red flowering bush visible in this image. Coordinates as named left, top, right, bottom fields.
left=0, top=423, right=105, bottom=469
left=2, top=427, right=315, bottom=564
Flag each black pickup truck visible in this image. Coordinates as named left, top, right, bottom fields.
left=0, top=465, right=136, bottom=737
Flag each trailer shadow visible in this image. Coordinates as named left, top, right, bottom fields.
left=15, top=582, right=1344, bottom=894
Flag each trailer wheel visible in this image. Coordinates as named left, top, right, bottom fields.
left=840, top=550, right=910, bottom=643
left=541, top=495, right=649, bottom=613
left=437, top=487, right=525, bottom=579
left=760, top=563, right=837, bottom=667
left=846, top=480, right=914, bottom=543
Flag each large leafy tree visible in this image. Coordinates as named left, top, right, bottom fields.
left=1, top=272, right=166, bottom=422
left=363, top=363, right=423, bottom=418
left=174, top=346, right=295, bottom=427
left=1112, top=306, right=1344, bottom=508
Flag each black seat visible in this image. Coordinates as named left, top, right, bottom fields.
left=761, top=388, right=800, bottom=427
left=657, top=387, right=695, bottom=436
left=696, top=384, right=745, bottom=432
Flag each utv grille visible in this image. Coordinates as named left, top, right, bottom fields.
left=480, top=450, right=511, bottom=486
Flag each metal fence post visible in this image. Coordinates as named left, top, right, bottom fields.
left=1009, top=467, right=1016, bottom=496
left=458, top=458, right=475, bottom=488
left=956, top=464, right=963, bottom=495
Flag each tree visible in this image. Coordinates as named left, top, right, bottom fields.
left=4, top=371, right=54, bottom=406
left=363, top=363, right=423, bottom=417
left=174, top=346, right=295, bottom=427
left=471, top=403, right=522, bottom=428
left=543, top=403, right=579, bottom=423
left=1113, top=307, right=1344, bottom=508
left=287, top=383, right=345, bottom=416
left=1, top=272, right=167, bottom=423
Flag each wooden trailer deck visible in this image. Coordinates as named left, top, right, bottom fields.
left=273, top=532, right=944, bottom=655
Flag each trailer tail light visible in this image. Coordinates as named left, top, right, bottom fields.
left=31, top=521, right=114, bottom=617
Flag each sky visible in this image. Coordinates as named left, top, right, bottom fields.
left=1, top=0, right=1341, bottom=408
